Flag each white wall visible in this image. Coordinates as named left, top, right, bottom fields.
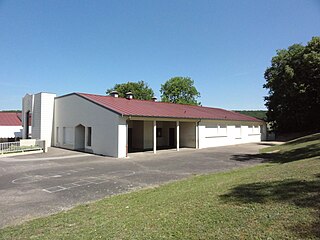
left=39, top=93, right=55, bottom=147
left=0, top=126, right=23, bottom=138
left=54, top=94, right=121, bottom=157
left=31, top=93, right=41, bottom=140
left=180, top=122, right=196, bottom=148
left=198, top=120, right=262, bottom=149
left=117, top=118, right=127, bottom=158
left=22, top=93, right=55, bottom=146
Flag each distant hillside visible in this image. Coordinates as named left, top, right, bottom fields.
left=0, top=110, right=21, bottom=112
left=234, top=110, right=267, bottom=121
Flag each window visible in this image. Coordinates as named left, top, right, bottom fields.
left=235, top=125, right=241, bottom=139
left=254, top=125, right=260, bottom=134
left=87, top=127, right=92, bottom=146
left=205, top=124, right=218, bottom=137
left=205, top=124, right=227, bottom=138
left=248, top=125, right=260, bottom=135
left=63, top=127, right=73, bottom=145
left=156, top=128, right=162, bottom=137
left=218, top=125, right=227, bottom=136
left=248, top=126, right=253, bottom=134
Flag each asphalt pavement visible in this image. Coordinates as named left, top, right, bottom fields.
left=0, top=143, right=274, bottom=228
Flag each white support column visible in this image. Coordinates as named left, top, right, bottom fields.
left=176, top=121, right=180, bottom=151
left=196, top=122, right=199, bottom=149
left=117, top=119, right=128, bottom=158
left=153, top=120, right=157, bottom=154
left=126, top=122, right=128, bottom=157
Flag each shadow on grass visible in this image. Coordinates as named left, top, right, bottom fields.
left=256, top=142, right=278, bottom=147
left=285, top=133, right=320, bottom=146
left=231, top=143, right=320, bottom=163
left=220, top=177, right=320, bottom=238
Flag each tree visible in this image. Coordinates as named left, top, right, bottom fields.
left=106, top=81, right=154, bottom=100
left=263, top=36, right=320, bottom=133
left=234, top=110, right=267, bottom=121
left=160, top=77, right=200, bottom=105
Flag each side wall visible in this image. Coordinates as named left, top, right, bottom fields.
left=129, top=121, right=144, bottom=149
left=180, top=122, right=196, bottom=148
left=39, top=93, right=55, bottom=147
left=155, top=121, right=176, bottom=147
left=22, top=92, right=55, bottom=145
left=198, top=120, right=262, bottom=149
left=54, top=94, right=121, bottom=157
left=143, top=121, right=153, bottom=149
left=0, top=126, right=23, bottom=139
left=31, top=94, right=41, bottom=140
left=31, top=93, right=56, bottom=146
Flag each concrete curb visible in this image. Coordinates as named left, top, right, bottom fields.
left=0, top=150, right=43, bottom=159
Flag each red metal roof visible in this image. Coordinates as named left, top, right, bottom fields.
left=0, top=112, right=22, bottom=126
left=74, top=93, right=263, bottom=122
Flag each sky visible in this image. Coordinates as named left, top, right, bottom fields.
left=0, top=0, right=319, bottom=110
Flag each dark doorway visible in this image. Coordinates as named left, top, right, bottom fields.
left=128, top=128, right=133, bottom=152
left=169, top=128, right=175, bottom=147
left=25, top=111, right=30, bottom=139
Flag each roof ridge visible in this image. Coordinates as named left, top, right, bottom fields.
left=76, top=92, right=220, bottom=109
left=64, top=92, right=263, bottom=122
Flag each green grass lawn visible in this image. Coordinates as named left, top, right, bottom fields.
left=260, top=132, right=320, bottom=163
left=1, top=145, right=42, bottom=154
left=1, top=134, right=319, bottom=239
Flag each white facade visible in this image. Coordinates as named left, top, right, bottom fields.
left=22, top=92, right=56, bottom=146
left=127, top=118, right=264, bottom=154
left=0, top=126, right=23, bottom=139
left=198, top=120, right=262, bottom=149
left=54, top=94, right=126, bottom=157
left=22, top=92, right=266, bottom=158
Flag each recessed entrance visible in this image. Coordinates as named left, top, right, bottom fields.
left=75, top=124, right=85, bottom=150
left=169, top=128, right=175, bottom=147
left=127, top=120, right=197, bottom=154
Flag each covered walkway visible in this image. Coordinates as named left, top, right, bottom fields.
left=127, top=119, right=198, bottom=155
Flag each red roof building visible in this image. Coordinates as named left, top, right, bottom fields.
left=0, top=112, right=22, bottom=126
left=76, top=93, right=262, bottom=122
left=0, top=112, right=23, bottom=139
left=23, top=92, right=266, bottom=158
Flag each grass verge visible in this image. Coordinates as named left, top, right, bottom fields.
left=259, top=133, right=320, bottom=163
left=0, top=134, right=319, bottom=239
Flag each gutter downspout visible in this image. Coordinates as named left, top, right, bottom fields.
left=196, top=120, right=201, bottom=149
left=125, top=115, right=131, bottom=157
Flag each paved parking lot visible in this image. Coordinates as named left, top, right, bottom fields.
left=0, top=143, right=272, bottom=228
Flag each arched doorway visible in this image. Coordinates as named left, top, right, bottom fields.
left=75, top=124, right=85, bottom=150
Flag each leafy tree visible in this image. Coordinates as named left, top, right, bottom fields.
left=264, top=36, right=320, bottom=133
left=106, top=81, right=154, bottom=100
left=234, top=110, right=267, bottom=121
left=160, top=77, right=200, bottom=105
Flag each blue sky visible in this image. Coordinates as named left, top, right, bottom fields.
left=0, top=0, right=319, bottom=110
